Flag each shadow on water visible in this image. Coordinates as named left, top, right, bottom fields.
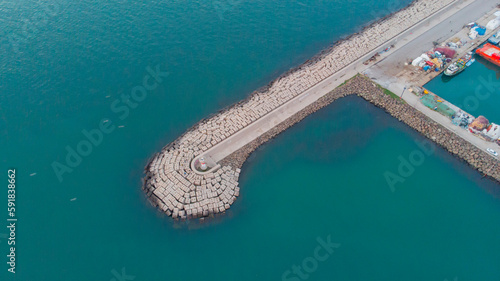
left=440, top=72, right=455, bottom=83
left=439, top=66, right=467, bottom=83
left=475, top=54, right=500, bottom=78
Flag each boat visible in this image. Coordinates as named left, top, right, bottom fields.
left=487, top=31, right=500, bottom=45
left=476, top=43, right=500, bottom=67
left=443, top=52, right=474, bottom=76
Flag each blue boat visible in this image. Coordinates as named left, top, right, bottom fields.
left=466, top=58, right=475, bottom=67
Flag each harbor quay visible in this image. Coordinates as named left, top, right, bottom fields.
left=220, top=75, right=500, bottom=182
left=143, top=0, right=499, bottom=220
left=365, top=0, right=500, bottom=158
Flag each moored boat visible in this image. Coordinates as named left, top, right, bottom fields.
left=476, top=43, right=500, bottom=67
left=443, top=52, right=473, bottom=76
left=487, top=31, right=500, bottom=45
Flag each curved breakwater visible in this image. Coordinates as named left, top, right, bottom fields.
left=142, top=0, right=499, bottom=220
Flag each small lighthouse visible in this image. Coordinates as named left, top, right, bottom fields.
left=199, top=157, right=207, bottom=171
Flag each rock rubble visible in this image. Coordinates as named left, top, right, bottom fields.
left=143, top=0, right=476, bottom=220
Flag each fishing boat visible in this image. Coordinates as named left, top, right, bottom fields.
left=443, top=52, right=474, bottom=76
left=476, top=43, right=500, bottom=67
left=487, top=30, right=500, bottom=45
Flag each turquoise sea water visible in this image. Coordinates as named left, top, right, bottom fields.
left=425, top=53, right=500, bottom=124
left=1, top=0, right=500, bottom=280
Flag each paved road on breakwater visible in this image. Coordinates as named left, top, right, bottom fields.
left=202, top=0, right=495, bottom=164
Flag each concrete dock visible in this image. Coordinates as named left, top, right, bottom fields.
left=143, top=0, right=499, bottom=220
left=365, top=0, right=500, bottom=159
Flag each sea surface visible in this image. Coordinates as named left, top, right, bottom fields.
left=1, top=0, right=500, bottom=280
left=425, top=52, right=500, bottom=124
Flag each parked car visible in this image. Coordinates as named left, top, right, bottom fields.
left=486, top=148, right=498, bottom=157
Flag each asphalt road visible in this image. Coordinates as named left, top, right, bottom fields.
left=366, top=0, right=500, bottom=160
left=194, top=0, right=500, bottom=167
left=368, top=0, right=499, bottom=79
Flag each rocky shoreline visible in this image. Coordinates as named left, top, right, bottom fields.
left=221, top=75, right=500, bottom=182
left=142, top=0, right=478, bottom=220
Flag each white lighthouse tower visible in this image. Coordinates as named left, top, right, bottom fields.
left=199, top=157, right=207, bottom=171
